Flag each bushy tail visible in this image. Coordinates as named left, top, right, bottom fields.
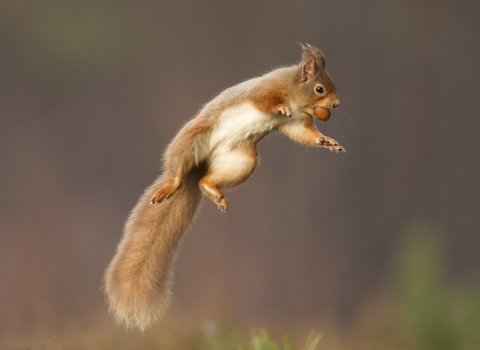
left=104, top=167, right=205, bottom=331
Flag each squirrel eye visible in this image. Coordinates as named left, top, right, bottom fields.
left=315, top=85, right=324, bottom=94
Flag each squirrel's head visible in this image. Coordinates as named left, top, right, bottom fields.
left=296, top=43, right=340, bottom=121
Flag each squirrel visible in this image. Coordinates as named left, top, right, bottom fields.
left=104, top=43, right=345, bottom=331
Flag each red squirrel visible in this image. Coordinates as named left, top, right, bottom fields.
left=104, top=43, right=345, bottom=331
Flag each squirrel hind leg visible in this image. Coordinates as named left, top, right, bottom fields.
left=199, top=177, right=228, bottom=213
left=150, top=177, right=182, bottom=204
left=199, top=147, right=258, bottom=212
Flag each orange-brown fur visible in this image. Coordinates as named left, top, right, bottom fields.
left=104, top=43, right=345, bottom=331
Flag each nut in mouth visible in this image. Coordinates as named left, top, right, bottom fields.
left=313, top=107, right=331, bottom=121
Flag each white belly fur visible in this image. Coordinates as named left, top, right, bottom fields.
left=208, top=103, right=282, bottom=182
left=209, top=103, right=281, bottom=150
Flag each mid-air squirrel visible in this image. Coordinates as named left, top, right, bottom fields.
left=104, top=43, right=345, bottom=331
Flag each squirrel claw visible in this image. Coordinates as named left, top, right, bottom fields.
left=277, top=105, right=293, bottom=117
left=150, top=184, right=177, bottom=204
left=217, top=197, right=228, bottom=213
left=316, top=135, right=345, bottom=153
left=151, top=195, right=164, bottom=204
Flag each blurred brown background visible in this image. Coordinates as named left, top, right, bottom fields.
left=1, top=0, right=479, bottom=347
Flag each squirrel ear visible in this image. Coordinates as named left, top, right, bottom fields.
left=298, top=42, right=326, bottom=82
left=301, top=58, right=316, bottom=82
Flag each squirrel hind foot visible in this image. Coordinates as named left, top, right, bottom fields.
left=150, top=183, right=179, bottom=204
left=199, top=179, right=229, bottom=212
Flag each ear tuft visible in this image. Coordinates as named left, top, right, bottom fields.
left=306, top=43, right=326, bottom=69
left=298, top=42, right=314, bottom=64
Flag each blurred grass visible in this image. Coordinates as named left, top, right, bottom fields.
left=2, top=220, right=480, bottom=350
left=391, top=220, right=480, bottom=350
left=200, top=329, right=322, bottom=350
left=1, top=325, right=322, bottom=350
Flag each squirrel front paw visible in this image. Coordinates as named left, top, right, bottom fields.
left=217, top=197, right=228, bottom=213
left=276, top=104, right=293, bottom=117
left=316, top=136, right=346, bottom=153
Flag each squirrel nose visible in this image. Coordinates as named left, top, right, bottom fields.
left=329, top=95, right=340, bottom=109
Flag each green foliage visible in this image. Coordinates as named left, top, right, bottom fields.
left=201, top=329, right=322, bottom=350
left=394, top=220, right=480, bottom=350
left=303, top=331, right=323, bottom=350
left=248, top=329, right=286, bottom=350
left=200, top=331, right=244, bottom=350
